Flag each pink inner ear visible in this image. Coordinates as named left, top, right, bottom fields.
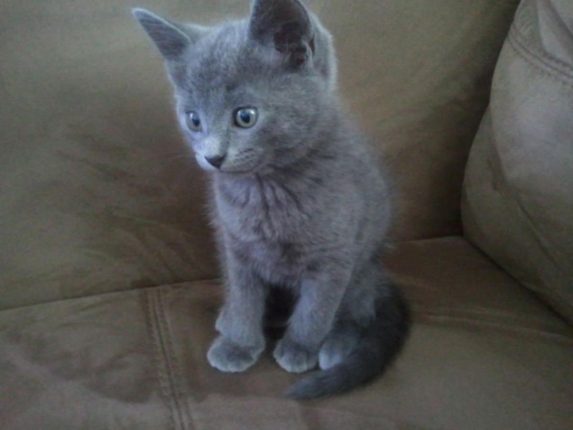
left=274, top=22, right=304, bottom=48
left=272, top=22, right=314, bottom=66
left=249, top=0, right=312, bottom=42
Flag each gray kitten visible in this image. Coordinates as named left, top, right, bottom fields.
left=134, top=0, right=409, bottom=399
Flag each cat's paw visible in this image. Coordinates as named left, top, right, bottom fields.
left=318, top=329, right=359, bottom=370
left=273, top=338, right=318, bottom=373
left=207, top=336, right=263, bottom=373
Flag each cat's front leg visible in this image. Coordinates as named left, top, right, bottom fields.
left=208, top=253, right=267, bottom=373
left=273, top=268, right=350, bottom=373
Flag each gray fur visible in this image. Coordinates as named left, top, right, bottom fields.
left=134, top=0, right=409, bottom=399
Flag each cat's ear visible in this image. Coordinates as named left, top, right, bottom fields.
left=248, top=0, right=315, bottom=67
left=133, top=8, right=200, bottom=61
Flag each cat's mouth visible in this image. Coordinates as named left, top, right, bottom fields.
left=196, top=152, right=269, bottom=175
left=219, top=162, right=266, bottom=175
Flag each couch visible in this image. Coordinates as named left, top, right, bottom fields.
left=1, top=0, right=571, bottom=429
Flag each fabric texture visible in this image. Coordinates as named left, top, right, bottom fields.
left=0, top=0, right=518, bottom=309
left=462, top=0, right=573, bottom=322
left=1, top=238, right=571, bottom=430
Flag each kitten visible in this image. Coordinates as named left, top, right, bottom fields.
left=134, top=0, right=410, bottom=399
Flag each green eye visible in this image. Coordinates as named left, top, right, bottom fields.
left=186, top=111, right=202, bottom=132
left=234, top=107, right=258, bottom=128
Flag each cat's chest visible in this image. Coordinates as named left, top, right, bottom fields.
left=214, top=177, right=311, bottom=241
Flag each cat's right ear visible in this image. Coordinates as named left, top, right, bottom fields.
left=132, top=8, right=199, bottom=61
left=248, top=0, right=314, bottom=68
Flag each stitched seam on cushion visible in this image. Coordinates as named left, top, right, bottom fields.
left=410, top=301, right=572, bottom=335
left=145, top=289, right=184, bottom=430
left=156, top=287, right=195, bottom=430
left=510, top=5, right=573, bottom=78
left=508, top=25, right=573, bottom=87
left=415, top=311, right=573, bottom=342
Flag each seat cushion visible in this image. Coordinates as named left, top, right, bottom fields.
left=462, top=0, right=573, bottom=322
left=1, top=237, right=571, bottom=430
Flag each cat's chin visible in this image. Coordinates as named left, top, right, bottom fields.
left=197, top=165, right=260, bottom=176
left=218, top=166, right=264, bottom=176
left=223, top=162, right=282, bottom=177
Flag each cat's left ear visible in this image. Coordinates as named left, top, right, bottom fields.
left=248, top=0, right=315, bottom=68
left=133, top=8, right=201, bottom=61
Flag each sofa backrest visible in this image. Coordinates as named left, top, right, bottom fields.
left=463, top=0, right=573, bottom=322
left=0, top=0, right=518, bottom=309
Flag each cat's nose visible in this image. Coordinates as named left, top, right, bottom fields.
left=205, top=154, right=226, bottom=169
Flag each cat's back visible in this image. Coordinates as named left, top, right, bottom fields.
left=334, top=124, right=393, bottom=243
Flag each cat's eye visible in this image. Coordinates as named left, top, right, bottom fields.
left=234, top=107, right=258, bottom=129
left=186, top=111, right=202, bottom=132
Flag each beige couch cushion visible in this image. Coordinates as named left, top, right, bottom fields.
left=1, top=238, right=571, bottom=429
left=0, top=0, right=518, bottom=309
left=462, top=0, right=573, bottom=322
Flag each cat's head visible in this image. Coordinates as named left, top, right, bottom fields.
left=133, top=0, right=337, bottom=175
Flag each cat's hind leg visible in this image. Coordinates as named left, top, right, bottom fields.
left=318, top=260, right=381, bottom=370
left=318, top=319, right=365, bottom=370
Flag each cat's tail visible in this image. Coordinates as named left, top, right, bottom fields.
left=285, top=285, right=410, bottom=400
